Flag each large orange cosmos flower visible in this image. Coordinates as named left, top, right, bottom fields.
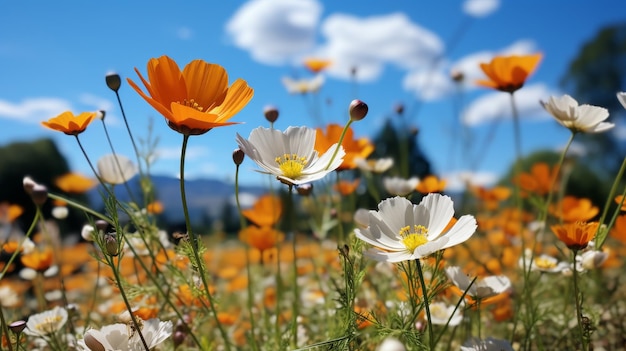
left=315, top=123, right=374, bottom=171
left=515, top=162, right=558, bottom=197
left=551, top=221, right=598, bottom=251
left=549, top=196, right=599, bottom=222
left=476, top=53, right=542, bottom=93
left=128, top=55, right=254, bottom=135
left=41, top=111, right=97, bottom=135
left=241, top=194, right=282, bottom=227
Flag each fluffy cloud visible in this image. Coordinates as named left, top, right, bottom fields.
left=225, top=0, right=322, bottom=65
left=463, top=83, right=555, bottom=126
left=0, top=97, right=72, bottom=123
left=463, top=0, right=500, bottom=17
left=318, top=12, right=443, bottom=81
left=402, top=67, right=455, bottom=101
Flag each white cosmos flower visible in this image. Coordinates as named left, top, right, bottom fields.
left=24, top=306, right=68, bottom=338
left=355, top=157, right=394, bottom=173
left=236, top=126, right=345, bottom=186
left=540, top=94, right=614, bottom=133
left=97, top=154, right=139, bottom=185
left=429, top=302, right=463, bottom=326
left=355, top=194, right=477, bottom=262
left=78, top=318, right=173, bottom=351
left=282, top=75, right=324, bottom=94
left=382, top=176, right=419, bottom=196
left=618, top=92, right=626, bottom=109
left=446, top=266, right=511, bottom=299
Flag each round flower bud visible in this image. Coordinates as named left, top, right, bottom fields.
left=81, top=225, right=96, bottom=241
left=264, top=105, right=279, bottom=123
left=451, top=69, right=464, bottom=83
left=296, top=183, right=313, bottom=196
left=52, top=206, right=69, bottom=220
left=8, top=320, right=26, bottom=334
left=104, top=233, right=119, bottom=256
left=23, top=176, right=37, bottom=195
left=105, top=73, right=122, bottom=92
left=95, top=220, right=109, bottom=232
left=84, top=334, right=106, bottom=351
left=349, top=99, right=368, bottom=121
left=394, top=103, right=405, bottom=116
left=30, top=184, right=48, bottom=206
left=232, top=149, right=245, bottom=165
left=96, top=110, right=106, bottom=120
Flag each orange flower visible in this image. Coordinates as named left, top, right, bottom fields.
left=610, top=214, right=626, bottom=244
left=21, top=247, right=54, bottom=272
left=515, top=162, right=558, bottom=196
left=54, top=172, right=97, bottom=193
left=239, top=226, right=284, bottom=253
left=334, top=179, right=360, bottom=195
left=303, top=58, right=332, bottom=73
left=471, top=185, right=511, bottom=210
left=615, top=195, right=626, bottom=211
left=241, top=194, right=282, bottom=227
left=476, top=53, right=542, bottom=93
left=315, top=124, right=374, bottom=171
left=128, top=55, right=254, bottom=135
left=41, top=111, right=96, bottom=135
left=549, top=196, right=599, bottom=222
left=0, top=203, right=23, bottom=223
left=416, top=175, right=446, bottom=194
left=146, top=201, right=164, bottom=215
left=551, top=221, right=598, bottom=251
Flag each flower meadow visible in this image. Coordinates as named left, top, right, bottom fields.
left=1, top=53, right=626, bottom=351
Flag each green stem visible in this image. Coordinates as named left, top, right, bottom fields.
left=179, top=134, right=231, bottom=350
left=572, top=250, right=588, bottom=350
left=416, top=259, right=434, bottom=349
left=288, top=185, right=299, bottom=348
left=113, top=90, right=144, bottom=177
left=325, top=120, right=353, bottom=170
left=596, top=156, right=626, bottom=249
left=0, top=306, right=13, bottom=351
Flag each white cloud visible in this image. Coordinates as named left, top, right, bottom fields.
left=463, top=0, right=500, bottom=18
left=0, top=97, right=73, bottom=124
left=463, top=83, right=555, bottom=126
left=403, top=67, right=455, bottom=101
left=318, top=12, right=443, bottom=81
left=444, top=170, right=499, bottom=192
left=155, top=145, right=211, bottom=161
left=225, top=0, right=322, bottom=65
left=177, top=27, right=193, bottom=40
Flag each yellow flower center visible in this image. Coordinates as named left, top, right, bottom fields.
left=534, top=257, right=556, bottom=270
left=275, top=154, right=307, bottom=179
left=399, top=225, right=429, bottom=252
left=35, top=315, right=63, bottom=334
left=178, top=98, right=205, bottom=112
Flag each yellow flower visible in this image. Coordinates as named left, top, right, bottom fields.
left=41, top=111, right=96, bottom=135
left=551, top=221, right=598, bottom=251
left=128, top=55, right=254, bottom=135
left=416, top=175, right=446, bottom=194
left=476, top=53, right=542, bottom=93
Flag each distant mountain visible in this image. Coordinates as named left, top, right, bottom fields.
left=88, top=175, right=267, bottom=225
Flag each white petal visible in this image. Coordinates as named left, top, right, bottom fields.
left=617, top=92, right=626, bottom=110
left=439, top=215, right=477, bottom=249
left=420, top=193, right=454, bottom=239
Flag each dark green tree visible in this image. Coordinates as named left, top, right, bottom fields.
left=560, top=22, right=626, bottom=173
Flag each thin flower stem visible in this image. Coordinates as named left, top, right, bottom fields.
left=0, top=306, right=13, bottom=351
left=234, top=164, right=260, bottom=351
left=325, top=119, right=352, bottom=170
left=571, top=250, right=588, bottom=350
left=288, top=185, right=300, bottom=348
left=178, top=134, right=232, bottom=350
left=113, top=90, right=144, bottom=177
left=595, top=155, right=626, bottom=249
left=99, top=119, right=140, bottom=206
left=416, top=259, right=434, bottom=350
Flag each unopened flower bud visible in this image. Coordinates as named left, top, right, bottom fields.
left=23, top=176, right=37, bottom=195
left=451, top=69, right=464, bottom=83
left=30, top=184, right=48, bottom=206
left=104, top=233, right=119, bottom=256
left=264, top=105, right=279, bottom=123
left=296, top=183, right=313, bottom=196
left=394, top=103, right=405, bottom=115
left=96, top=110, right=106, bottom=120
left=9, top=320, right=26, bottom=334
left=349, top=99, right=368, bottom=121
left=173, top=330, right=187, bottom=348
left=232, top=149, right=245, bottom=165
left=81, top=225, right=96, bottom=241
left=95, top=220, right=109, bottom=232
left=84, top=334, right=106, bottom=351
left=105, top=73, right=122, bottom=92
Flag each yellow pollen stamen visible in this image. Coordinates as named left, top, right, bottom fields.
left=35, top=315, right=63, bottom=334
left=534, top=257, right=556, bottom=269
left=399, top=225, right=429, bottom=252
left=275, top=153, right=307, bottom=179
left=178, top=98, right=204, bottom=112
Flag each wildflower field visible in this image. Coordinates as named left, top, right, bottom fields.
left=1, top=34, right=626, bottom=351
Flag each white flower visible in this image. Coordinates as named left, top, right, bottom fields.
left=461, top=337, right=514, bottom=351
left=446, top=266, right=511, bottom=299
left=236, top=126, right=345, bottom=186
left=0, top=286, right=20, bottom=308
left=51, top=206, right=68, bottom=220
left=429, top=301, right=463, bottom=326
left=382, top=176, right=419, bottom=196
left=519, top=251, right=568, bottom=273
left=618, top=92, right=626, bottom=109
left=24, top=306, right=68, bottom=338
left=377, top=337, right=406, bottom=351
left=282, top=75, right=324, bottom=94
left=97, top=154, right=139, bottom=185
left=78, top=318, right=173, bottom=351
left=541, top=94, right=614, bottom=133
left=355, top=157, right=394, bottom=173
left=580, top=249, right=608, bottom=271
left=355, top=194, right=477, bottom=262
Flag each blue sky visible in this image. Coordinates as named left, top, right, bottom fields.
left=1, top=0, right=625, bottom=191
